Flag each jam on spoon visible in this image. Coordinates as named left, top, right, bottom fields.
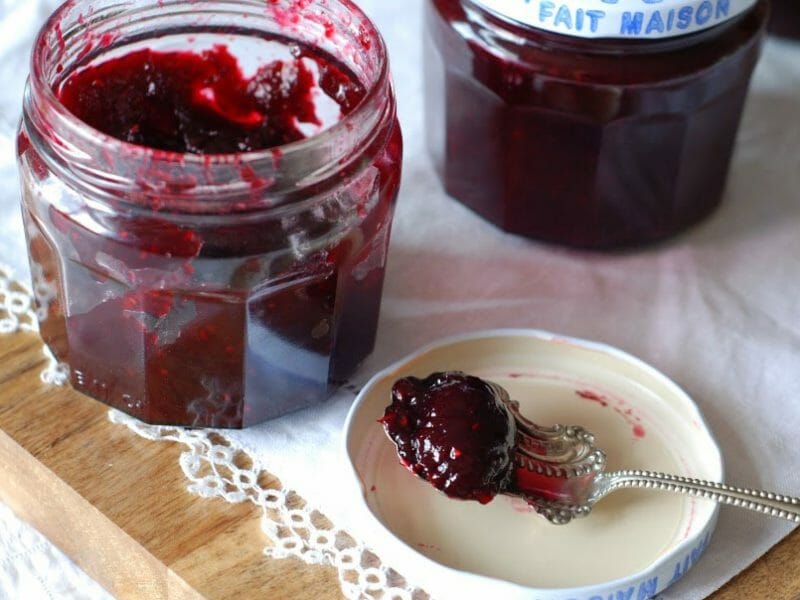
left=380, top=372, right=516, bottom=504
left=381, top=371, right=602, bottom=509
left=382, top=372, right=800, bottom=525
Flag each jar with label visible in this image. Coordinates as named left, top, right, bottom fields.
left=425, top=0, right=768, bottom=248
left=770, top=0, right=800, bottom=38
left=18, top=0, right=402, bottom=428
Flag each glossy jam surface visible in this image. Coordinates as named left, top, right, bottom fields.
left=21, top=35, right=402, bottom=428
left=770, top=0, right=800, bottom=38
left=58, top=45, right=365, bottom=153
left=426, top=0, right=768, bottom=248
left=382, top=372, right=516, bottom=504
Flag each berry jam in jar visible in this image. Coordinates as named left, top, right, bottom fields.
left=770, top=0, right=800, bottom=38
left=18, top=0, right=402, bottom=428
left=426, top=0, right=768, bottom=248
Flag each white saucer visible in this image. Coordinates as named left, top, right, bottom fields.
left=343, top=329, right=722, bottom=600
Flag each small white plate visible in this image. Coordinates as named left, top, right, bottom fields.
left=343, top=329, right=722, bottom=600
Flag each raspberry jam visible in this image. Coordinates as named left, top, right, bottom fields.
left=426, top=0, right=768, bottom=248
left=382, top=373, right=517, bottom=504
left=57, top=45, right=367, bottom=153
left=382, top=372, right=590, bottom=505
left=18, top=1, right=402, bottom=428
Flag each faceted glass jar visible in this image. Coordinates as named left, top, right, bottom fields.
left=770, top=0, right=800, bottom=38
left=18, top=0, right=403, bottom=428
left=425, top=0, right=768, bottom=249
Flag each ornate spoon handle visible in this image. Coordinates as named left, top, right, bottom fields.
left=596, top=470, right=800, bottom=523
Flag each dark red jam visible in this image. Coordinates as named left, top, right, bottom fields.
left=770, top=0, right=800, bottom=38
left=20, top=28, right=402, bottom=428
left=381, top=372, right=517, bottom=504
left=58, top=45, right=366, bottom=153
left=382, top=373, right=606, bottom=507
left=426, top=0, right=768, bottom=248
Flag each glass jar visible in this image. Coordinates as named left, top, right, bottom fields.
left=770, top=0, right=800, bottom=38
left=425, top=0, right=768, bottom=249
left=18, top=0, right=403, bottom=428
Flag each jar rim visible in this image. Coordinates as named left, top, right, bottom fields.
left=26, top=0, right=394, bottom=206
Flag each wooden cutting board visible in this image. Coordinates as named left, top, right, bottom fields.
left=0, top=328, right=798, bottom=599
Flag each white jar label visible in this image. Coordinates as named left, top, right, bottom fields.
left=471, top=0, right=759, bottom=39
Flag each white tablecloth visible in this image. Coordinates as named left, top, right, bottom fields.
left=1, top=1, right=799, bottom=598
left=0, top=502, right=112, bottom=599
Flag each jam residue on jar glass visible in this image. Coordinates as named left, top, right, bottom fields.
left=381, top=372, right=517, bottom=504
left=425, top=0, right=769, bottom=249
left=18, top=0, right=402, bottom=428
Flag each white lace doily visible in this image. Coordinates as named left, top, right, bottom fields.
left=108, top=412, right=422, bottom=600
left=0, top=264, right=425, bottom=600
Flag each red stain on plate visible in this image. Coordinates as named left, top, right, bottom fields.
left=508, top=496, right=537, bottom=514
left=417, top=543, right=441, bottom=551
left=576, top=389, right=609, bottom=407
left=576, top=390, right=647, bottom=439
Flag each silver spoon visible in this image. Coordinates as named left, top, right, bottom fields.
left=493, top=386, right=800, bottom=526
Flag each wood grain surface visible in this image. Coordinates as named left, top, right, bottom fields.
left=0, top=329, right=798, bottom=599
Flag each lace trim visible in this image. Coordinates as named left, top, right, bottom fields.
left=0, top=264, right=67, bottom=385
left=0, top=263, right=427, bottom=600
left=109, top=411, right=424, bottom=600
left=0, top=265, right=37, bottom=334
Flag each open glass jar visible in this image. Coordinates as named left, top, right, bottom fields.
left=426, top=0, right=768, bottom=249
left=18, top=0, right=402, bottom=428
